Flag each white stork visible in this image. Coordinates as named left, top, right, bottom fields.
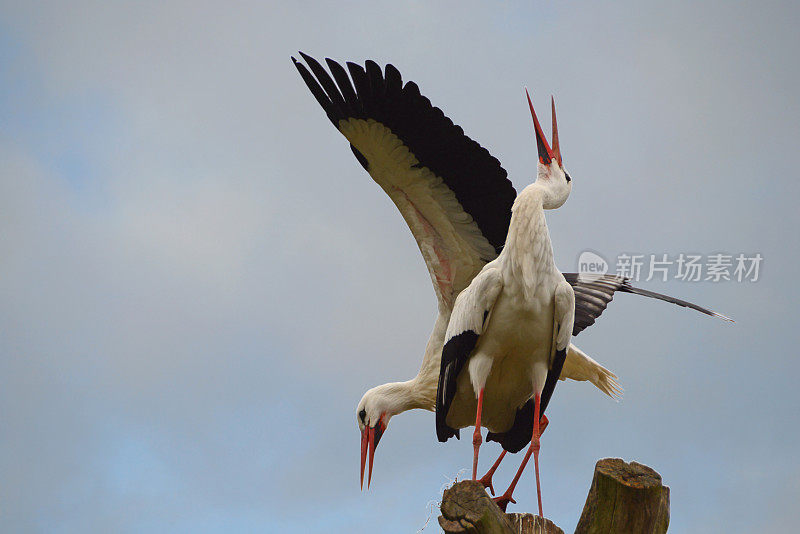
left=291, top=53, right=732, bottom=507
left=434, top=91, right=575, bottom=516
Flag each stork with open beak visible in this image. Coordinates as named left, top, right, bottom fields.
left=434, top=93, right=577, bottom=515
left=292, top=54, right=732, bottom=503
left=357, top=338, right=618, bottom=489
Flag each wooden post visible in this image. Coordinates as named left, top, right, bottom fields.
left=574, top=458, right=670, bottom=534
left=506, top=513, right=565, bottom=534
left=438, top=459, right=669, bottom=534
left=438, top=480, right=563, bottom=534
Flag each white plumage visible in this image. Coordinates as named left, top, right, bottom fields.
left=292, top=54, right=728, bottom=501
left=436, top=125, right=575, bottom=513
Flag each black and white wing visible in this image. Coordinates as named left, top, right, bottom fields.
left=435, top=266, right=503, bottom=442
left=293, top=53, right=517, bottom=312
left=564, top=273, right=733, bottom=336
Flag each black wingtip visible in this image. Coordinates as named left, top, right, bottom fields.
left=620, top=281, right=735, bottom=323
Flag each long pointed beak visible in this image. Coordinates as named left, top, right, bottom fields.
left=359, top=420, right=386, bottom=490
left=360, top=427, right=369, bottom=490
left=367, top=426, right=376, bottom=488
left=526, top=88, right=554, bottom=164
left=551, top=96, right=561, bottom=166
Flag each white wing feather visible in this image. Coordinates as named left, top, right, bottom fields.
left=444, top=265, right=504, bottom=343
left=340, top=118, right=494, bottom=312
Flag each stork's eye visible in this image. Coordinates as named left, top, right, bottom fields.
left=565, top=172, right=571, bottom=183
left=358, top=409, right=367, bottom=423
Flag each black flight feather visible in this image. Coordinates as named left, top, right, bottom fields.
left=293, top=53, right=516, bottom=256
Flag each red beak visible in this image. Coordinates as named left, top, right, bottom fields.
left=360, top=426, right=369, bottom=490
left=359, top=417, right=386, bottom=490
left=551, top=96, right=562, bottom=166
left=525, top=88, right=555, bottom=165
left=367, top=426, right=376, bottom=489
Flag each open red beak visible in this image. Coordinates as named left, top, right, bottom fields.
left=525, top=89, right=561, bottom=166
left=359, top=418, right=386, bottom=490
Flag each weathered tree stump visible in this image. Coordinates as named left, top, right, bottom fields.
left=574, top=458, right=670, bottom=534
left=438, top=480, right=563, bottom=534
left=438, top=459, right=669, bottom=533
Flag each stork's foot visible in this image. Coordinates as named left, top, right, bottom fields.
left=478, top=449, right=507, bottom=496
left=478, top=470, right=495, bottom=496
left=492, top=492, right=516, bottom=512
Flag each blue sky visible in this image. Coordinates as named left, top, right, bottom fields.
left=1, top=1, right=799, bottom=532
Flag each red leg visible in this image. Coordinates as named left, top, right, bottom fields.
left=478, top=449, right=506, bottom=495
left=493, top=393, right=543, bottom=515
left=532, top=395, right=543, bottom=517
left=472, top=388, right=485, bottom=480
left=481, top=415, right=546, bottom=496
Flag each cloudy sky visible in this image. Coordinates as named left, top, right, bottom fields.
left=1, top=1, right=799, bottom=532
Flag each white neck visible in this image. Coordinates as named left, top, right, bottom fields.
left=363, top=312, right=447, bottom=418
left=499, top=184, right=556, bottom=301
left=533, top=161, right=570, bottom=209
left=370, top=378, right=436, bottom=415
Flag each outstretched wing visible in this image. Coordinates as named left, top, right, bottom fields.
left=293, top=53, right=517, bottom=312
left=564, top=273, right=733, bottom=336
left=436, top=266, right=503, bottom=442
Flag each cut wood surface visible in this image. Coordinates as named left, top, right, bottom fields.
left=507, top=512, right=565, bottom=534
left=574, top=458, right=670, bottom=534
left=438, top=480, right=563, bottom=534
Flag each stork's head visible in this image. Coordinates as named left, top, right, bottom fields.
left=527, top=89, right=572, bottom=209
left=356, top=383, right=414, bottom=489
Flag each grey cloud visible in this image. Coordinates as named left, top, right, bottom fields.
left=1, top=1, right=798, bottom=532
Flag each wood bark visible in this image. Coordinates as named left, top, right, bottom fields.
left=438, top=480, right=563, bottom=534
left=438, top=458, right=669, bottom=533
left=574, top=458, right=670, bottom=534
